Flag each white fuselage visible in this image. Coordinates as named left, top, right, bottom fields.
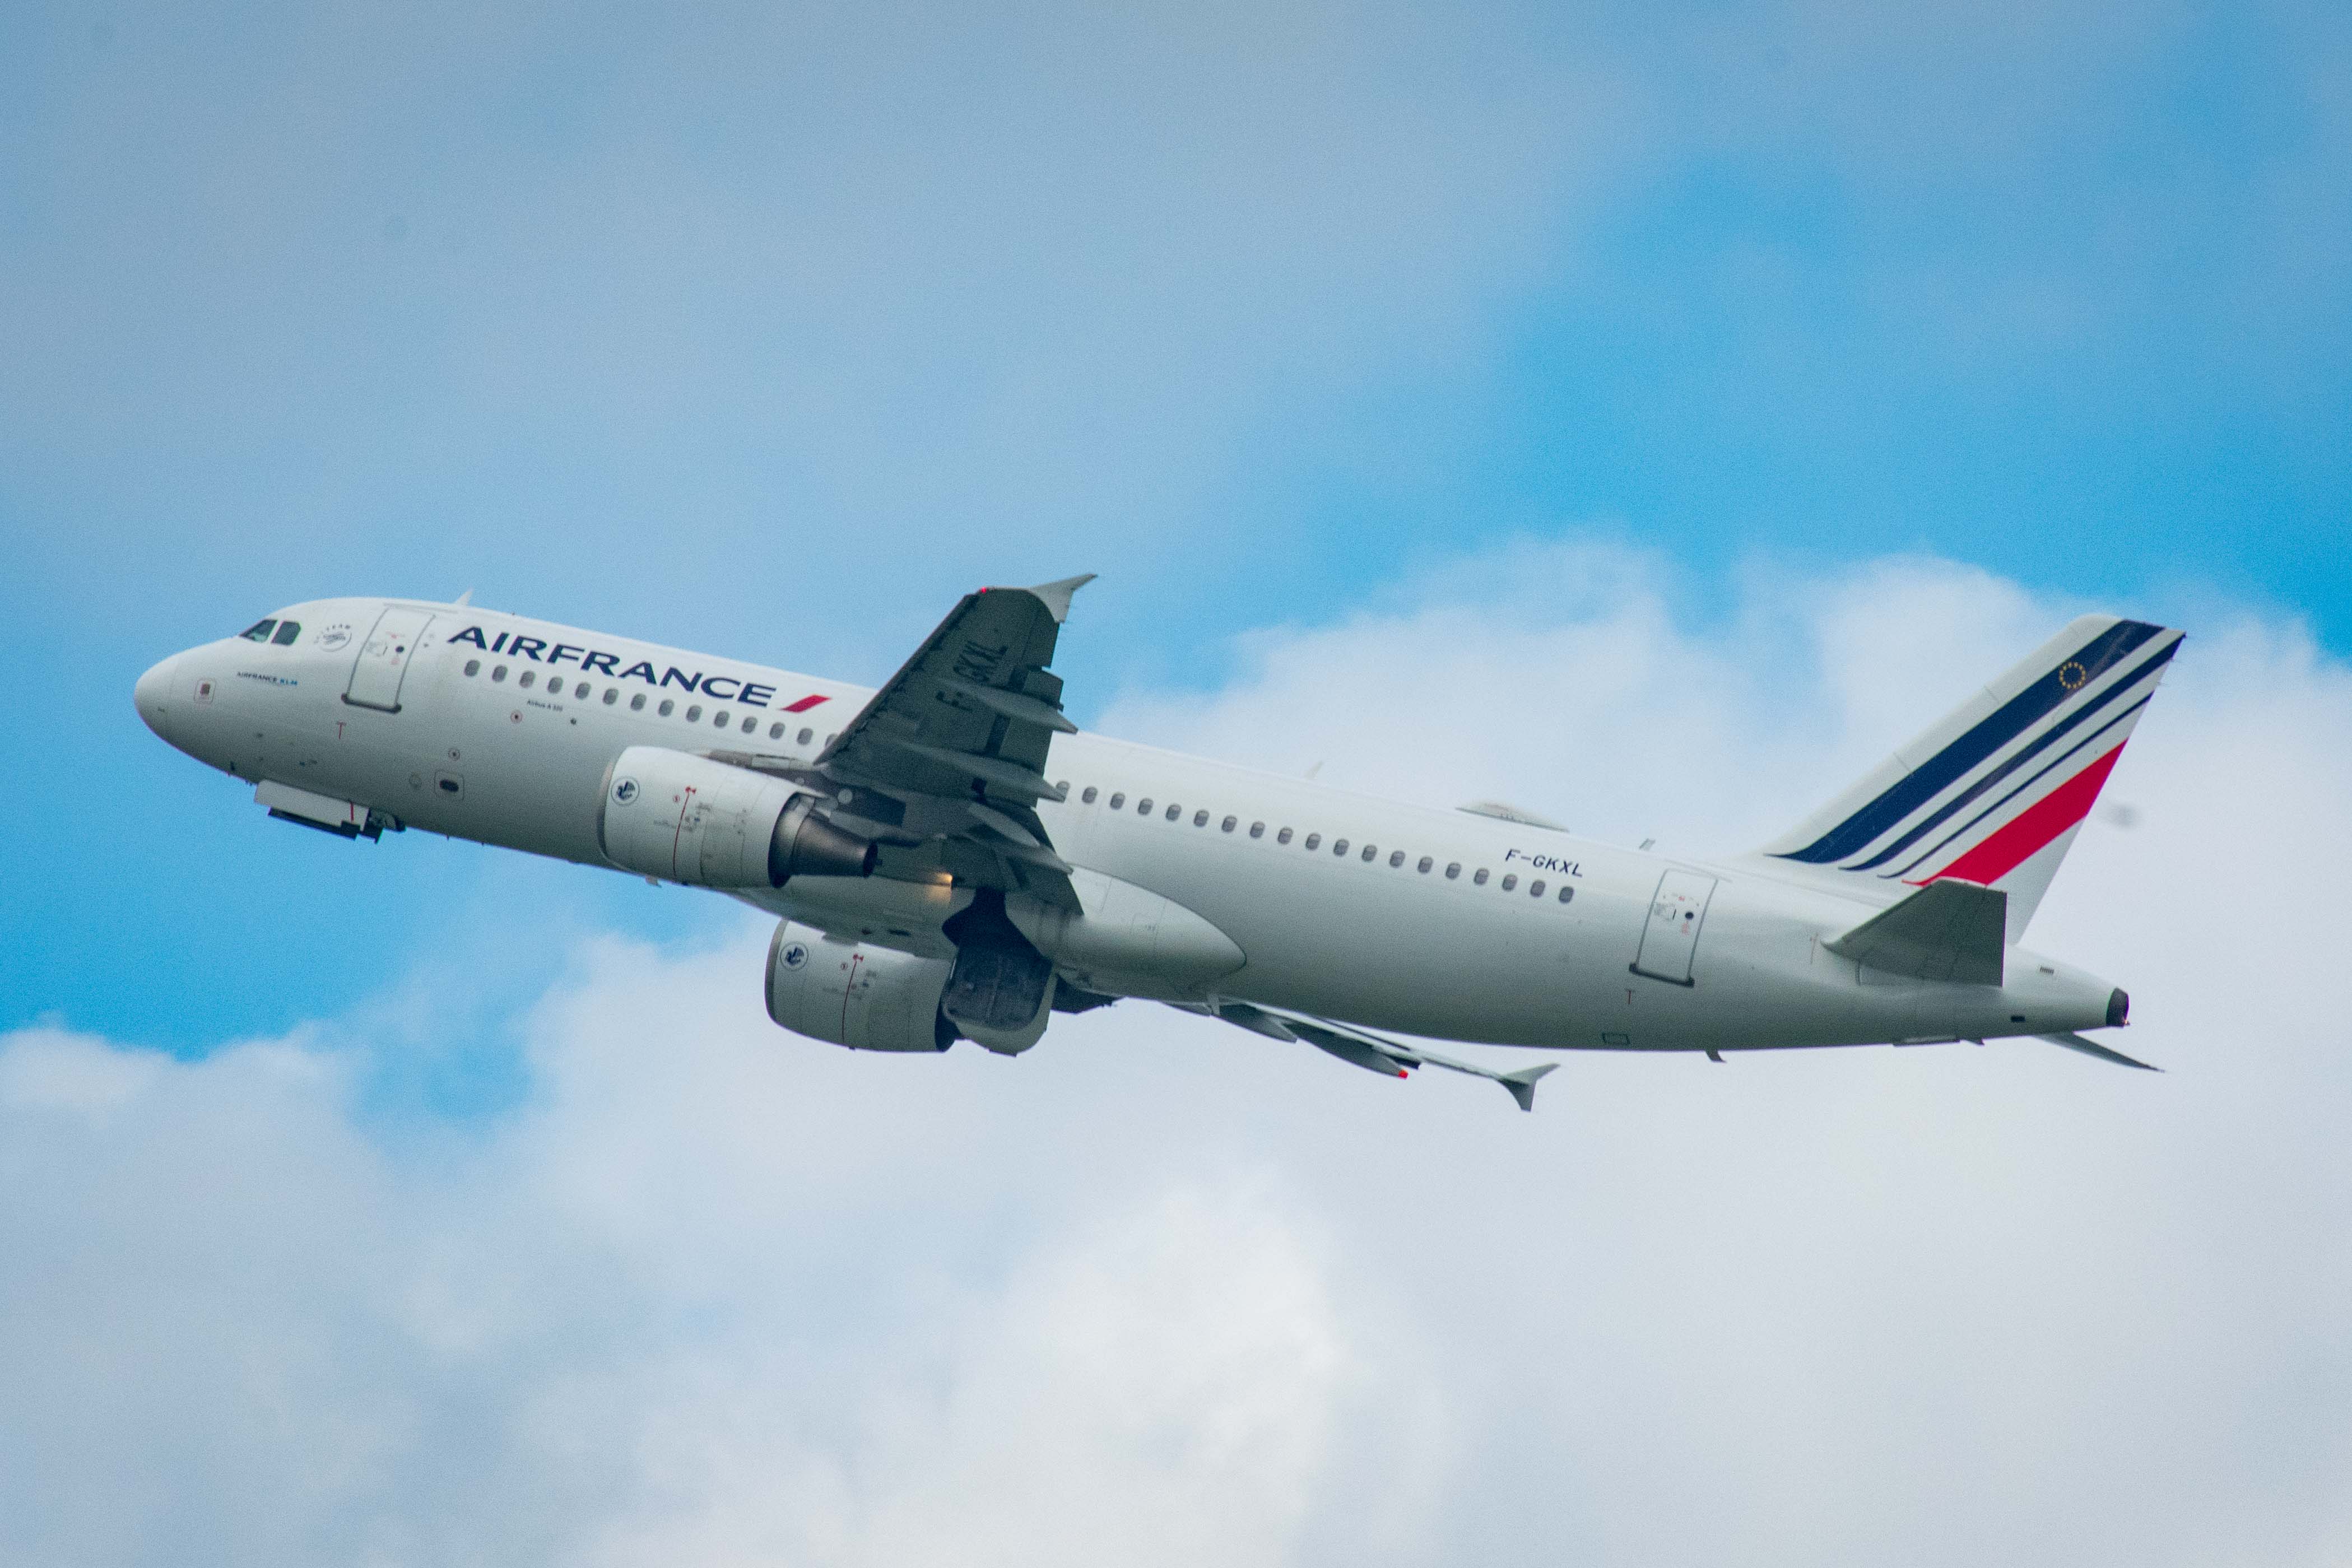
left=134, top=597, right=2123, bottom=1054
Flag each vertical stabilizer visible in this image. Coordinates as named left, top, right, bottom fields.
left=1757, top=615, right=2182, bottom=941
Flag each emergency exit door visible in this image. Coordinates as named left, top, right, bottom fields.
left=1631, top=868, right=1718, bottom=986
left=343, top=607, right=435, bottom=712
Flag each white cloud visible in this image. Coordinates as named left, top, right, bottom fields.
left=6, top=544, right=2350, bottom=1565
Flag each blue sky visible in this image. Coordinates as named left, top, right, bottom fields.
left=3, top=1, right=2345, bottom=1048
left=6, top=8, right=2352, bottom=1561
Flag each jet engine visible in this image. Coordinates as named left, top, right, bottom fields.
left=765, top=920, right=957, bottom=1053
left=598, top=745, right=875, bottom=888
left=938, top=891, right=1058, bottom=1055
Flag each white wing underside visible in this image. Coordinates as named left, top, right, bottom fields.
left=1171, top=998, right=1560, bottom=1111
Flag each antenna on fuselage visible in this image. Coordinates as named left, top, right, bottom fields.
left=452, top=588, right=473, bottom=607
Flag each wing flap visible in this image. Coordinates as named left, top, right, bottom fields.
left=939, top=676, right=1079, bottom=733
left=2037, top=1031, right=2162, bottom=1071
left=868, top=734, right=1066, bottom=802
left=1175, top=1000, right=1560, bottom=1110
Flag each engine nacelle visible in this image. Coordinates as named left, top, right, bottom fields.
left=765, top=920, right=956, bottom=1053
left=598, top=746, right=875, bottom=888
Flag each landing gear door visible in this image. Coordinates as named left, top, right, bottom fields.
left=1631, top=868, right=1718, bottom=987
left=343, top=607, right=435, bottom=713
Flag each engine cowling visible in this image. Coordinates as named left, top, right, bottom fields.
left=598, top=745, right=875, bottom=888
left=765, top=920, right=956, bottom=1053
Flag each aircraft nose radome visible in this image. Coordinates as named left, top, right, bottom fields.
left=133, top=656, right=174, bottom=741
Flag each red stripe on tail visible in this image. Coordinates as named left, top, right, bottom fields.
left=1914, top=744, right=2125, bottom=889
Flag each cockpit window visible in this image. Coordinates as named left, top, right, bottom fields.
left=239, top=619, right=278, bottom=641
left=270, top=621, right=301, bottom=645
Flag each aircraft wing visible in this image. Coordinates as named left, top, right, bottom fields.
left=801, top=575, right=1094, bottom=910
left=2035, top=1031, right=2161, bottom=1071
left=1172, top=998, right=1560, bottom=1111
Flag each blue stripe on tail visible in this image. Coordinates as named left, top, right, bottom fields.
left=1772, top=620, right=2164, bottom=866
left=1842, top=638, right=2178, bottom=872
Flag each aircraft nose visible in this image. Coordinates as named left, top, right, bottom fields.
left=134, top=655, right=176, bottom=741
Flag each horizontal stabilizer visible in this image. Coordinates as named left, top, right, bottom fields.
left=1825, top=879, right=2006, bottom=985
left=2037, top=1031, right=2161, bottom=1072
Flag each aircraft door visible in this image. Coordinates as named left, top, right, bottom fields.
left=1631, top=868, right=1718, bottom=986
left=343, top=607, right=435, bottom=712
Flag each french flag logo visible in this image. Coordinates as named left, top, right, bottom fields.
left=1763, top=615, right=2183, bottom=923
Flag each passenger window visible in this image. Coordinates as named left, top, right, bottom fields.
left=1417, top=856, right=1432, bottom=873
left=1474, top=868, right=1489, bottom=885
left=1109, top=793, right=1126, bottom=810
left=271, top=621, right=301, bottom=645
left=1388, top=850, right=1404, bottom=868
left=1332, top=839, right=1348, bottom=855
left=1138, top=798, right=1152, bottom=815
left=1530, top=880, right=1545, bottom=897
left=575, top=681, right=591, bottom=699
left=492, top=665, right=508, bottom=682
left=519, top=671, right=536, bottom=688
left=464, top=659, right=481, bottom=677
left=742, top=716, right=756, bottom=733
left=1361, top=844, right=1377, bottom=862
left=1303, top=833, right=1319, bottom=850
left=630, top=694, right=646, bottom=711
left=714, top=710, right=729, bottom=727
left=687, top=705, right=703, bottom=722
left=239, top=619, right=277, bottom=641
left=1558, top=886, right=1574, bottom=904
left=1278, top=827, right=1293, bottom=845
left=769, top=722, right=783, bottom=738
left=1166, top=804, right=1180, bottom=821
left=798, top=728, right=812, bottom=744
left=1249, top=822, right=1265, bottom=839
left=1222, top=816, right=1237, bottom=833
left=1189, top=808, right=1204, bottom=826
left=603, top=688, right=617, bottom=705
left=1502, top=874, right=1518, bottom=891
left=659, top=699, right=675, bottom=717
left=1444, top=862, right=1460, bottom=879
left=1082, top=787, right=1099, bottom=804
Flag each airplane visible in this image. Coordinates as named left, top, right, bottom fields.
left=132, top=579, right=2179, bottom=1109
